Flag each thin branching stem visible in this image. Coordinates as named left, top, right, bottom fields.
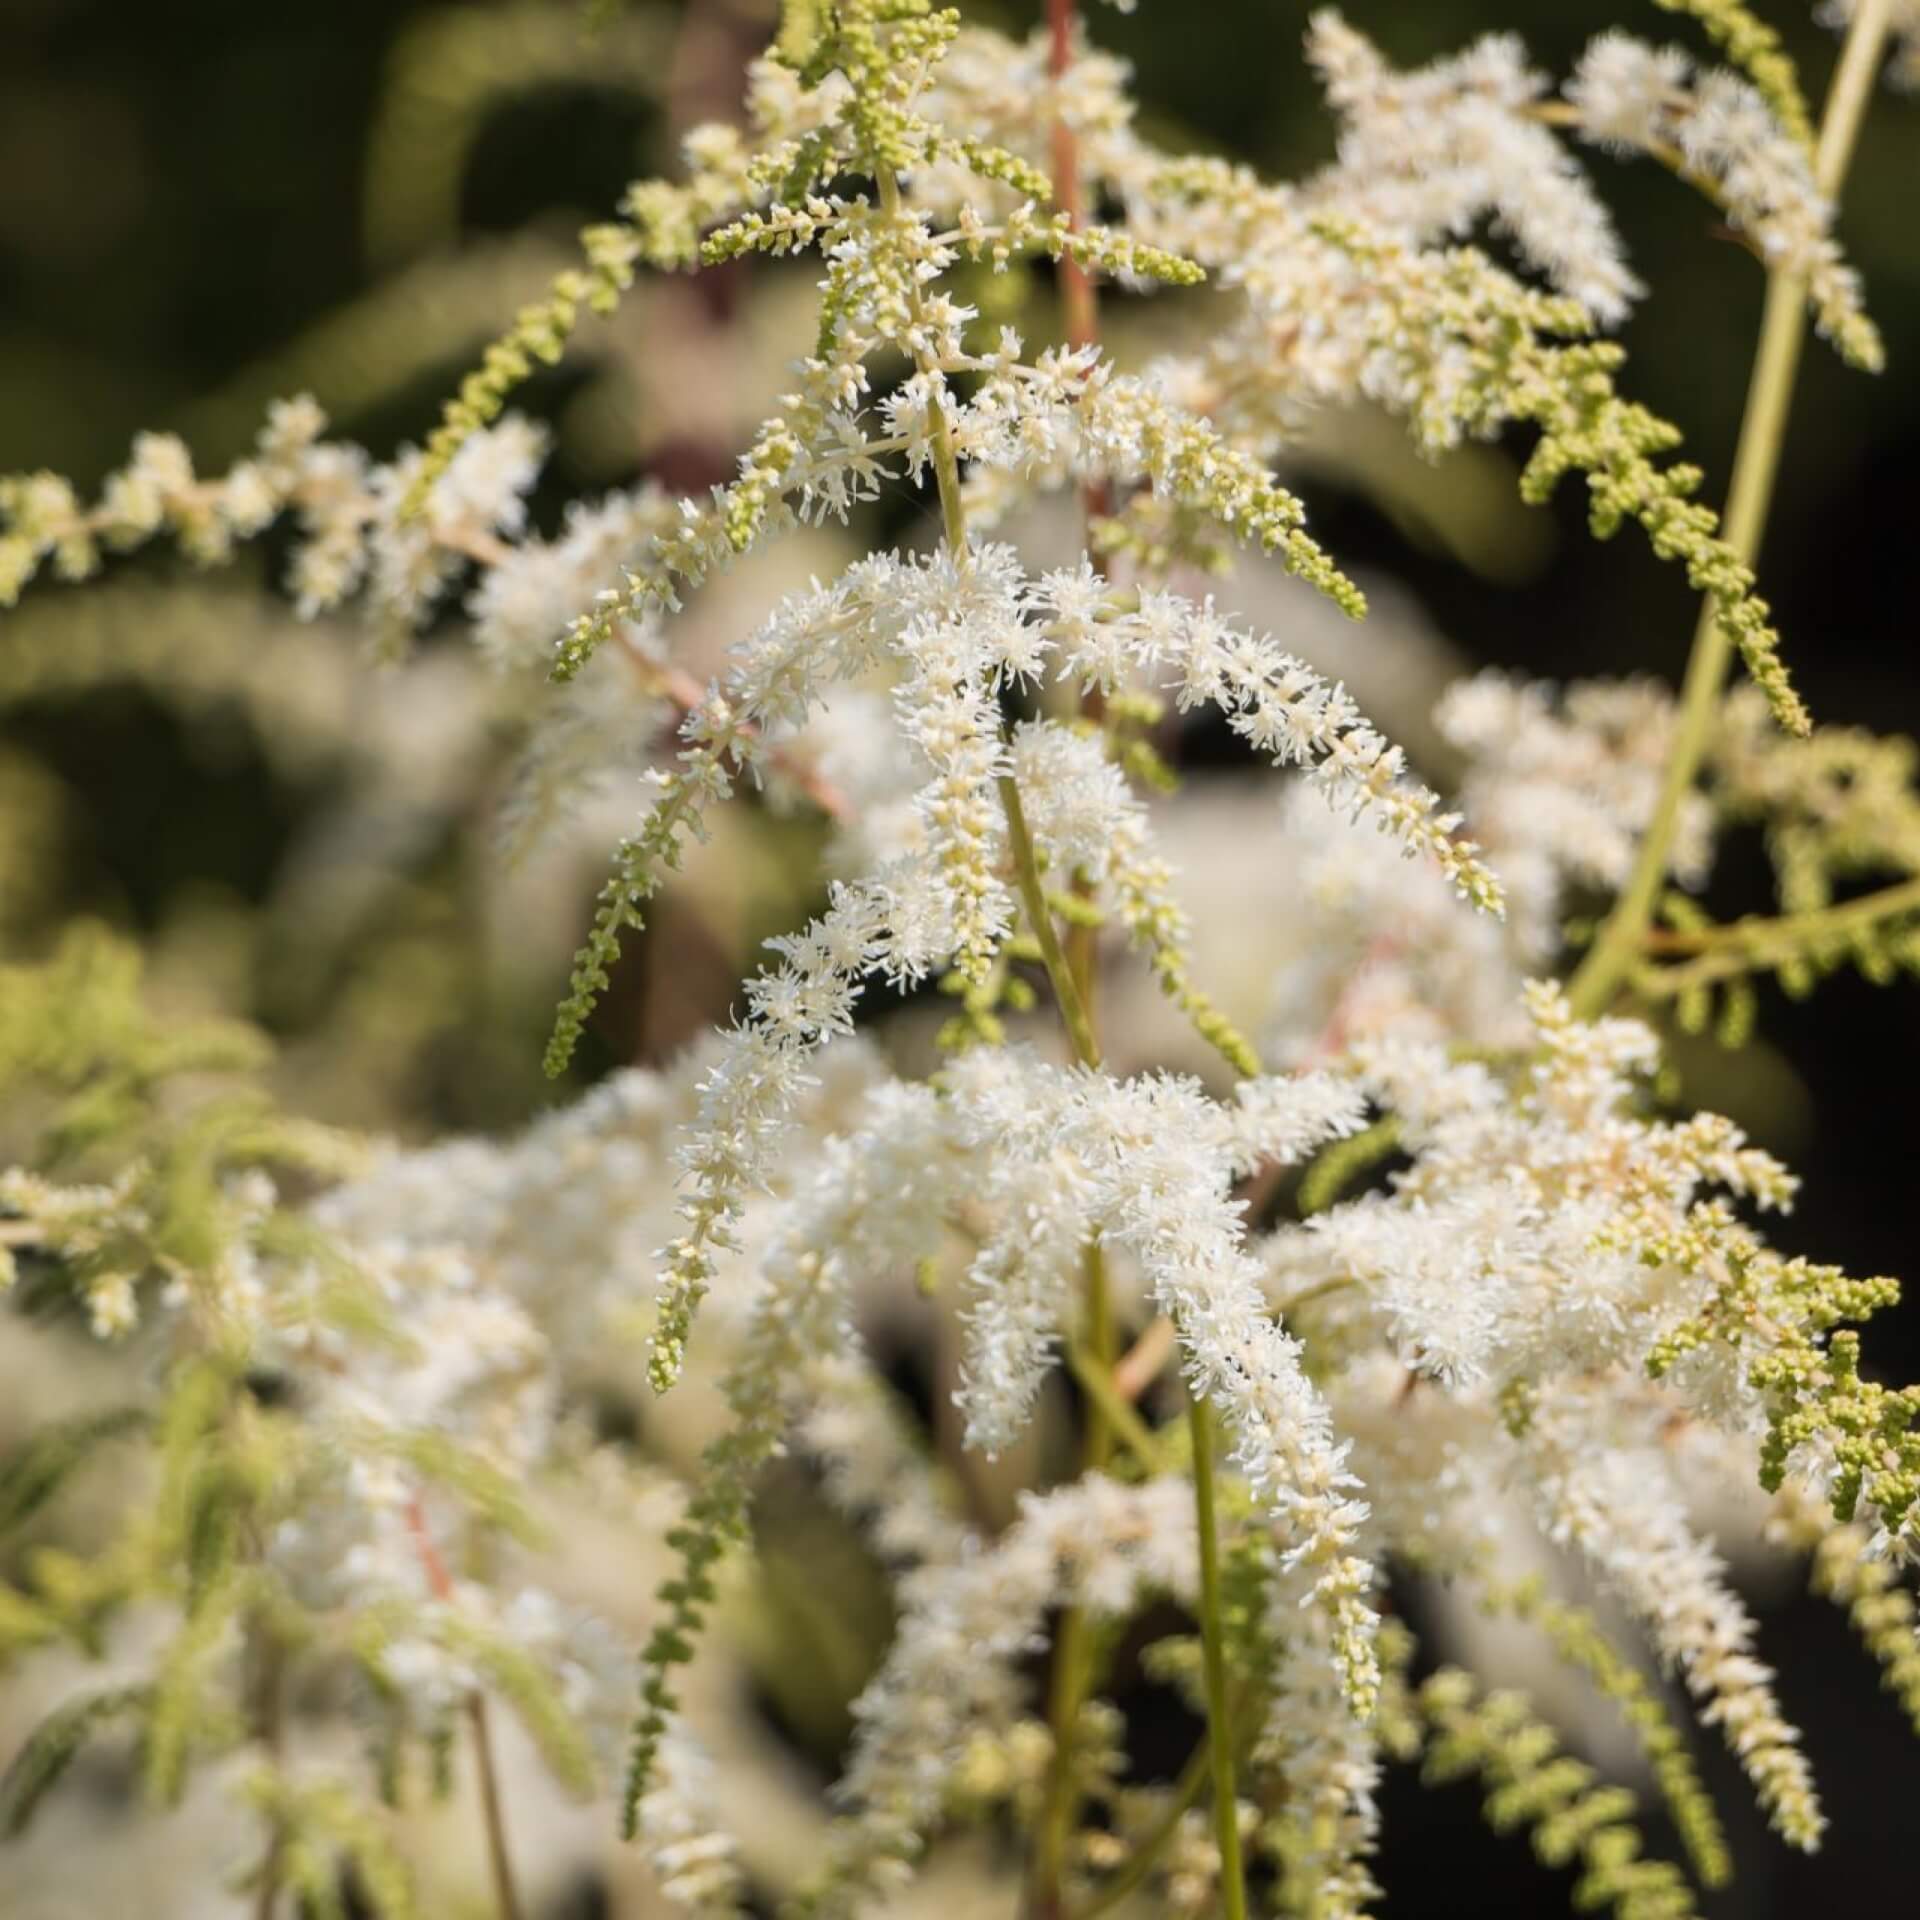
left=886, top=137, right=1134, bottom=1914
left=404, top=1495, right=524, bottom=1920
left=469, top=1692, right=526, bottom=1920
left=1188, top=1395, right=1249, bottom=1920
left=1570, top=0, right=1895, bottom=1016
left=1001, top=773, right=1105, bottom=1071
left=1633, top=872, right=1920, bottom=995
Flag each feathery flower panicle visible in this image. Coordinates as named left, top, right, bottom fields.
left=1566, top=33, right=1881, bottom=368
left=624, top=1075, right=960, bottom=1824
left=5, top=1, right=1919, bottom=1915
left=1651, top=1, right=1814, bottom=147
left=1030, top=566, right=1503, bottom=912
left=1305, top=10, right=1643, bottom=324
left=631, top=1726, right=752, bottom=1916
left=1257, top=1544, right=1387, bottom=1918
left=945, top=1048, right=1381, bottom=1705
left=0, top=396, right=559, bottom=638
left=1438, top=671, right=1715, bottom=952
left=1285, top=980, right=1807, bottom=1394
left=1523, top=1393, right=1823, bottom=1851
left=814, top=1476, right=1199, bottom=1913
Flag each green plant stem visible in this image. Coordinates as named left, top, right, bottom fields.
left=1567, top=0, right=1894, bottom=1018
left=1066, top=1335, right=1163, bottom=1473
left=470, top=1692, right=526, bottom=1920
left=1001, top=773, right=1105, bottom=1072
left=1035, top=1597, right=1099, bottom=1913
left=1633, top=872, right=1920, bottom=996
left=1188, top=1396, right=1249, bottom=1920
left=1075, top=1244, right=1118, bottom=1491
left=883, top=146, right=1133, bottom=1915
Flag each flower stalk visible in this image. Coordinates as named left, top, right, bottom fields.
left=1570, top=0, right=1896, bottom=1016
left=1188, top=1394, right=1249, bottom=1920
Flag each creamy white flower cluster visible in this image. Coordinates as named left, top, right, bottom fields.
left=1568, top=30, right=1881, bottom=365
left=1277, top=980, right=1796, bottom=1392
left=0, top=395, right=556, bottom=625
left=623, top=539, right=1500, bottom=1401
left=1252, top=982, right=1850, bottom=1850
left=3, top=4, right=1913, bottom=1917
left=820, top=1475, right=1199, bottom=1911
left=1304, top=11, right=1644, bottom=324
left=1228, top=668, right=1713, bottom=1068
left=1438, top=672, right=1714, bottom=945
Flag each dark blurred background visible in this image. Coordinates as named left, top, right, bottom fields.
left=2, top=0, right=1917, bottom=1910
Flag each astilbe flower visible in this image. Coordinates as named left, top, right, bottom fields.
left=1566, top=30, right=1881, bottom=366
left=2, top=3, right=1919, bottom=1918
left=1522, top=1391, right=1822, bottom=1850
left=812, top=1475, right=1201, bottom=1913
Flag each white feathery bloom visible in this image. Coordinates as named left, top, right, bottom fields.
left=633, top=1725, right=752, bottom=1915
left=943, top=1048, right=1380, bottom=1706
left=1304, top=10, right=1642, bottom=323
left=1324, top=1354, right=1515, bottom=1574
left=1217, top=1069, right=1371, bottom=1176
left=950, top=1130, right=1094, bottom=1456
left=818, top=1476, right=1198, bottom=1913
left=1257, top=786, right=1534, bottom=1068
left=368, top=417, right=548, bottom=627
left=13, top=9, right=1916, bottom=1910
left=915, top=25, right=1143, bottom=220
left=649, top=883, right=896, bottom=1392
left=467, top=486, right=677, bottom=673
left=1566, top=31, right=1692, bottom=150
left=1256, top=1548, right=1385, bottom=1920
left=1028, top=566, right=1504, bottom=914
left=1523, top=1390, right=1824, bottom=1850
left=1287, top=981, right=1797, bottom=1393
left=889, top=615, right=1015, bottom=986
left=640, top=543, right=1494, bottom=1394
left=704, top=1073, right=962, bottom=1486
left=1438, top=671, right=1712, bottom=948
left=1565, top=33, right=1881, bottom=367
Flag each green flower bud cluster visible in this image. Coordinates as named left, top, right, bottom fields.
left=1418, top=1668, right=1700, bottom=1920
